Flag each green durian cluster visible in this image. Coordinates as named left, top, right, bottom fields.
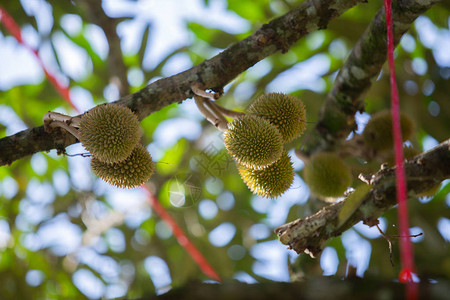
left=79, top=104, right=154, bottom=188
left=224, top=93, right=306, bottom=198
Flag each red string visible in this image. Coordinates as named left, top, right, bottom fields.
left=1, top=4, right=221, bottom=283
left=0, top=5, right=78, bottom=112
left=383, top=0, right=417, bottom=298
left=142, top=185, right=222, bottom=282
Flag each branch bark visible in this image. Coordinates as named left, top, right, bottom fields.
left=275, top=138, right=450, bottom=257
left=301, top=0, right=440, bottom=156
left=0, top=0, right=364, bottom=166
left=143, top=277, right=448, bottom=300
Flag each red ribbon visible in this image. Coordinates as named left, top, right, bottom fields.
left=384, top=0, right=417, bottom=298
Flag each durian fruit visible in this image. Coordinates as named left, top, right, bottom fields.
left=224, top=114, right=283, bottom=169
left=238, top=151, right=294, bottom=198
left=79, top=104, right=141, bottom=163
left=91, top=144, right=154, bottom=188
left=362, top=110, right=415, bottom=151
left=248, top=93, right=306, bottom=143
left=304, top=152, right=352, bottom=198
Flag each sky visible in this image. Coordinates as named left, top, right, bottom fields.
left=0, top=0, right=449, bottom=298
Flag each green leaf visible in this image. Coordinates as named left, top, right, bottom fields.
left=337, top=184, right=371, bottom=229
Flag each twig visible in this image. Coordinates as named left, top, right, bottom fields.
left=376, top=224, right=394, bottom=267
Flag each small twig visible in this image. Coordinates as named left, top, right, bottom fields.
left=376, top=224, right=394, bottom=267
left=376, top=224, right=423, bottom=267
left=65, top=152, right=92, bottom=158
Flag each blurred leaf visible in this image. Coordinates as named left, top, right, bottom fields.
left=338, top=185, right=371, bottom=228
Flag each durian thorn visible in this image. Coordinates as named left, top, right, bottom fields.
left=209, top=101, right=246, bottom=119
left=194, top=95, right=228, bottom=132
left=191, top=82, right=220, bottom=100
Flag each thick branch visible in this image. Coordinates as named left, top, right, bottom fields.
left=301, top=0, right=440, bottom=156
left=275, top=139, right=450, bottom=257
left=0, top=0, right=364, bottom=166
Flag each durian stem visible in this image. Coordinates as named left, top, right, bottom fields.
left=43, top=111, right=81, bottom=139
left=43, top=111, right=72, bottom=131
left=194, top=95, right=228, bottom=132
left=69, top=116, right=82, bottom=128
left=203, top=99, right=229, bottom=130
left=191, top=82, right=220, bottom=100
left=208, top=101, right=246, bottom=118
left=191, top=83, right=245, bottom=131
left=48, top=120, right=80, bottom=140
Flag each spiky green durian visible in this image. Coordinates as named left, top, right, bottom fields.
left=304, top=152, right=352, bottom=198
left=224, top=114, right=283, bottom=169
left=248, top=93, right=306, bottom=143
left=79, top=104, right=141, bottom=163
left=238, top=151, right=294, bottom=198
left=362, top=110, right=415, bottom=151
left=91, top=144, right=154, bottom=188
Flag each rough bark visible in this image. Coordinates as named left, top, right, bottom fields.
left=275, top=139, right=450, bottom=257
left=301, top=0, right=440, bottom=156
left=0, top=0, right=364, bottom=166
left=140, top=277, right=450, bottom=300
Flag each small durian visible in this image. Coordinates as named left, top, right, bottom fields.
left=248, top=93, right=306, bottom=143
left=224, top=114, right=283, bottom=169
left=79, top=104, right=141, bottom=163
left=238, top=151, right=294, bottom=198
left=304, top=152, right=352, bottom=198
left=362, top=110, right=415, bottom=151
left=91, top=144, right=154, bottom=188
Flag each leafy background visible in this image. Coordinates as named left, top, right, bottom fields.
left=0, top=0, right=449, bottom=299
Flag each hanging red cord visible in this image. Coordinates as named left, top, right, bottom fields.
left=1, top=4, right=221, bottom=283
left=383, top=0, right=417, bottom=299
left=0, top=5, right=77, bottom=112
left=142, top=185, right=222, bottom=282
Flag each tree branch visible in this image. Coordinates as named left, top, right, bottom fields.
left=301, top=0, right=440, bottom=156
left=275, top=138, right=450, bottom=257
left=0, top=0, right=364, bottom=166
left=78, top=0, right=130, bottom=96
